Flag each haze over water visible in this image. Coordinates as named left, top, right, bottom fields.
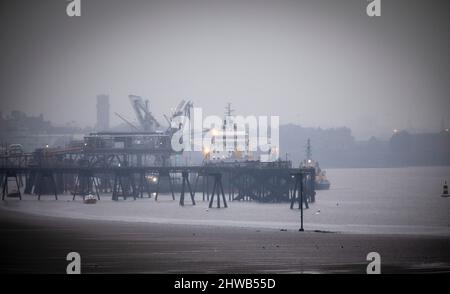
left=311, top=166, right=450, bottom=235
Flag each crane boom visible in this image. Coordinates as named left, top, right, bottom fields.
left=128, top=95, right=160, bottom=132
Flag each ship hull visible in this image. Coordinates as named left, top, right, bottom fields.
left=315, top=181, right=330, bottom=190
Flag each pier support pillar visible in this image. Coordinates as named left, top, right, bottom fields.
left=34, top=170, right=58, bottom=200
left=208, top=173, right=227, bottom=208
left=2, top=171, right=21, bottom=200
left=155, top=171, right=175, bottom=201
left=138, top=172, right=152, bottom=198
left=290, top=172, right=308, bottom=209
left=179, top=171, right=195, bottom=206
left=112, top=171, right=137, bottom=201
left=72, top=170, right=100, bottom=201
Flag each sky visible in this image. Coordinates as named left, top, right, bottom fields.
left=0, top=0, right=449, bottom=139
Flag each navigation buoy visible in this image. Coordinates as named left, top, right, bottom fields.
left=442, top=181, right=449, bottom=197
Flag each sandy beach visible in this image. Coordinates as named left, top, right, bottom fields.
left=1, top=207, right=449, bottom=274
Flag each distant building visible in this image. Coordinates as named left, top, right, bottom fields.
left=0, top=111, right=84, bottom=152
left=96, top=94, right=110, bottom=131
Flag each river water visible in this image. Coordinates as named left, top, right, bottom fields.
left=309, top=166, right=450, bottom=235
left=1, top=166, right=449, bottom=236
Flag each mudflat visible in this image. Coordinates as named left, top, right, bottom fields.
left=0, top=209, right=449, bottom=273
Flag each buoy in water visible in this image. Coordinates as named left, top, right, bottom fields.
left=442, top=181, right=449, bottom=197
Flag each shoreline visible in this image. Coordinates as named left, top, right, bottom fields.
left=1, top=193, right=449, bottom=237
left=1, top=203, right=449, bottom=237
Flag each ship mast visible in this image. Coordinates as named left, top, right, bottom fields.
left=224, top=103, right=235, bottom=152
left=306, top=138, right=312, bottom=160
left=224, top=103, right=234, bottom=121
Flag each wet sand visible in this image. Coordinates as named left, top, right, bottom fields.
left=0, top=208, right=449, bottom=273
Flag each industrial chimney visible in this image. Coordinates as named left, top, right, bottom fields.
left=96, top=94, right=110, bottom=131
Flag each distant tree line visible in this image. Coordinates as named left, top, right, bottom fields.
left=280, top=124, right=450, bottom=168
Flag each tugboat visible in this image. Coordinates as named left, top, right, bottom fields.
left=300, top=139, right=330, bottom=190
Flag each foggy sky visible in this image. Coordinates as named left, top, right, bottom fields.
left=1, top=0, right=449, bottom=139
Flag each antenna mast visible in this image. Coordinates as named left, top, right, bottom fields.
left=306, top=138, right=312, bottom=160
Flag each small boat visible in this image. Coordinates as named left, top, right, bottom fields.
left=301, top=159, right=331, bottom=190
left=83, top=194, right=97, bottom=204
left=315, top=175, right=331, bottom=190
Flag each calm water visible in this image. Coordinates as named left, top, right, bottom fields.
left=2, top=166, right=450, bottom=236
left=306, top=166, right=450, bottom=235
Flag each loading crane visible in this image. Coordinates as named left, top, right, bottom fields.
left=164, top=99, right=194, bottom=134
left=128, top=95, right=160, bottom=132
